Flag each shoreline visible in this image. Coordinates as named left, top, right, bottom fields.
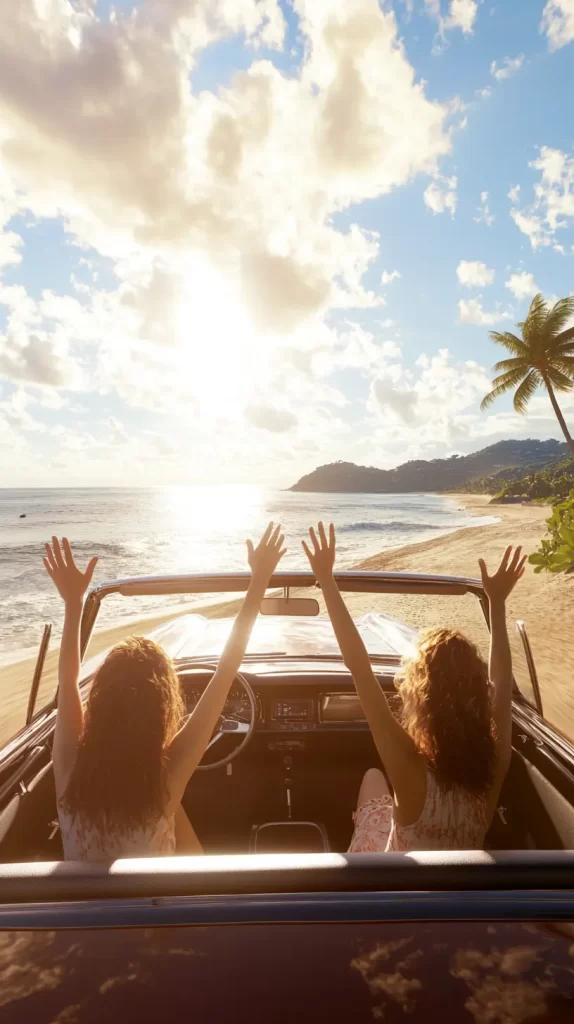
left=3, top=494, right=573, bottom=745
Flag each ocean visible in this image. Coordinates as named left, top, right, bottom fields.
left=0, top=487, right=495, bottom=665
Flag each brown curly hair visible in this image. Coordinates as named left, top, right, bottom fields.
left=63, top=636, right=184, bottom=832
left=398, top=628, right=496, bottom=794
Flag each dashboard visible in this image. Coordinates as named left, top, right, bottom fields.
left=179, top=669, right=403, bottom=735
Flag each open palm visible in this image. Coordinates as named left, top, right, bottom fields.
left=302, top=522, right=336, bottom=580
left=43, top=537, right=98, bottom=606
left=246, top=522, right=286, bottom=583
left=478, top=546, right=526, bottom=604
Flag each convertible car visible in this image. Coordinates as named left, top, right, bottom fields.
left=1, top=570, right=574, bottom=1022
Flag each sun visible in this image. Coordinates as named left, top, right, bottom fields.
left=175, top=259, right=263, bottom=416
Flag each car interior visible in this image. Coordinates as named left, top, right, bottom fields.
left=1, top=572, right=574, bottom=866
left=2, top=658, right=574, bottom=865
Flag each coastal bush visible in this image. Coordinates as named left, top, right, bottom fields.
left=529, top=493, right=574, bottom=574
left=465, top=458, right=574, bottom=503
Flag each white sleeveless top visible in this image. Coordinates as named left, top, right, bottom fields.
left=350, top=769, right=489, bottom=853
left=58, top=804, right=176, bottom=861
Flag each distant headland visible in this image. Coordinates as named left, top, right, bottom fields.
left=289, top=439, right=569, bottom=493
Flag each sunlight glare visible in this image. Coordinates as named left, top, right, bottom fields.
left=176, top=259, right=260, bottom=416
left=160, top=483, right=267, bottom=535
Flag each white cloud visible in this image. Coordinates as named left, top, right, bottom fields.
left=243, top=0, right=287, bottom=50
left=0, top=230, right=23, bottom=272
left=0, top=389, right=40, bottom=432
left=421, top=0, right=478, bottom=36
left=371, top=376, right=418, bottom=423
left=424, top=175, right=458, bottom=216
left=457, top=260, right=495, bottom=287
left=476, top=86, right=493, bottom=99
left=0, top=331, right=79, bottom=388
left=541, top=0, right=574, bottom=50
left=0, top=0, right=451, bottom=338
left=369, top=348, right=491, bottom=438
left=445, top=0, right=478, bottom=33
left=245, top=405, right=298, bottom=432
left=107, top=417, right=128, bottom=445
left=381, top=270, right=401, bottom=284
left=474, top=191, right=495, bottom=227
left=457, top=299, right=512, bottom=325
left=510, top=146, right=574, bottom=250
left=508, top=184, right=521, bottom=203
left=0, top=282, right=83, bottom=389
left=0, top=0, right=470, bottom=485
left=490, top=55, right=524, bottom=80
left=505, top=271, right=539, bottom=301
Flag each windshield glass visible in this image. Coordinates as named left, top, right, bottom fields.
left=81, top=586, right=489, bottom=662
left=78, top=583, right=543, bottom=712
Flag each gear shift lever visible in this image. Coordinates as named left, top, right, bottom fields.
left=283, top=755, right=293, bottom=821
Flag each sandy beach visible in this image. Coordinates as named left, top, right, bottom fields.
left=2, top=495, right=573, bottom=747
left=352, top=495, right=574, bottom=736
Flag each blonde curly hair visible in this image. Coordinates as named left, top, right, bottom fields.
left=398, top=627, right=496, bottom=794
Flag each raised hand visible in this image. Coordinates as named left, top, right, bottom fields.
left=478, top=545, right=527, bottom=605
left=302, top=522, right=336, bottom=580
left=246, top=522, right=286, bottom=584
left=43, top=537, right=98, bottom=606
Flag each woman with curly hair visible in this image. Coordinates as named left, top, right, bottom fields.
left=302, top=522, right=525, bottom=852
left=44, top=524, right=286, bottom=861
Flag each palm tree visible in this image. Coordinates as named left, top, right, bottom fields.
left=481, top=293, right=574, bottom=455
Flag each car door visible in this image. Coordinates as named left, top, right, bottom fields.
left=505, top=619, right=574, bottom=850
left=2, top=859, right=574, bottom=1024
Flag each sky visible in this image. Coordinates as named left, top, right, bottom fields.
left=1, top=0, right=574, bottom=488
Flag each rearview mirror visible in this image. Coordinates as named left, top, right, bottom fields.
left=260, top=597, right=319, bottom=617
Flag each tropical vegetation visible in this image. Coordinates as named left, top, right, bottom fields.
left=529, top=494, right=574, bottom=574
left=481, top=294, right=574, bottom=455
left=463, top=457, right=574, bottom=502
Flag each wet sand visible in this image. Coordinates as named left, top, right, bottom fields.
left=2, top=495, right=573, bottom=746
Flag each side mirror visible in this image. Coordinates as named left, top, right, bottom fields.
left=260, top=597, right=320, bottom=617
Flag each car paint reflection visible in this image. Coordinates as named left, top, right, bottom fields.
left=1, top=921, right=574, bottom=1022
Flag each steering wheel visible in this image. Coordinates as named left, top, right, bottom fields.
left=180, top=664, right=257, bottom=773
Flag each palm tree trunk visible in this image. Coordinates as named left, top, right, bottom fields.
left=543, top=377, right=574, bottom=455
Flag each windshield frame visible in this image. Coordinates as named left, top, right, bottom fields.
left=80, top=569, right=487, bottom=659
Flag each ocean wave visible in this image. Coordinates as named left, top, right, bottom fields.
left=338, top=521, right=445, bottom=534
left=0, top=540, right=143, bottom=561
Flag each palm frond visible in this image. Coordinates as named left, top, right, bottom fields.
left=544, top=296, right=574, bottom=339
left=481, top=387, right=504, bottom=411
left=488, top=331, right=528, bottom=356
left=527, top=293, right=548, bottom=319
left=513, top=370, right=541, bottom=414
left=522, top=294, right=548, bottom=346
left=481, top=372, right=527, bottom=411
left=554, top=326, right=574, bottom=350
left=490, top=368, right=529, bottom=390
left=553, top=356, right=574, bottom=374
left=492, top=357, right=531, bottom=373
left=545, top=367, right=574, bottom=392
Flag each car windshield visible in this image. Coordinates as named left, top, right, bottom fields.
left=72, top=576, right=540, bottom=715
left=79, top=578, right=488, bottom=663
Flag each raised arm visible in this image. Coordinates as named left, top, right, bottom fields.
left=302, top=524, right=422, bottom=803
left=165, top=523, right=286, bottom=809
left=43, top=538, right=98, bottom=797
left=478, top=546, right=526, bottom=784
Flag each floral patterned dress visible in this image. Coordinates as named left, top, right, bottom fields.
left=59, top=805, right=176, bottom=861
left=348, top=769, right=489, bottom=852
